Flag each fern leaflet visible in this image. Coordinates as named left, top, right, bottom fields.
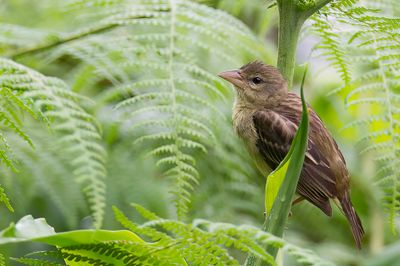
left=0, top=58, right=106, bottom=227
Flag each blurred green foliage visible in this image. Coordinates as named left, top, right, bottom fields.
left=0, top=0, right=399, bottom=265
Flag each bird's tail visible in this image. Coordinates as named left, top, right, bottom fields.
left=339, top=192, right=364, bottom=249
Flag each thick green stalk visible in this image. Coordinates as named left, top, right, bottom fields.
left=276, top=1, right=305, bottom=89
left=276, top=0, right=332, bottom=88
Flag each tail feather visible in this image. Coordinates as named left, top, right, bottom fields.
left=340, top=192, right=364, bottom=249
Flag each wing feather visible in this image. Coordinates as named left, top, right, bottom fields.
left=253, top=109, right=337, bottom=216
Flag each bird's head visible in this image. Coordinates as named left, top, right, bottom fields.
left=218, top=61, right=288, bottom=106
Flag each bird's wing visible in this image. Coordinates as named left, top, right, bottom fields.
left=253, top=110, right=337, bottom=216
left=252, top=110, right=295, bottom=168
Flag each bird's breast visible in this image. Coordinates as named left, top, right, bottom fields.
left=232, top=105, right=272, bottom=176
left=232, top=106, right=257, bottom=140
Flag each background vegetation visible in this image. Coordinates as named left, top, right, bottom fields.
left=0, top=0, right=399, bottom=265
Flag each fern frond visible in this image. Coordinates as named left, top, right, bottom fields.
left=283, top=244, right=335, bottom=266
left=312, top=0, right=400, bottom=229
left=1, top=132, right=85, bottom=228
left=10, top=250, right=66, bottom=266
left=191, top=122, right=264, bottom=221
left=0, top=85, right=38, bottom=169
left=0, top=183, right=13, bottom=212
left=39, top=0, right=270, bottom=221
left=0, top=252, right=4, bottom=266
left=0, top=0, right=271, bottom=227
left=0, top=23, right=51, bottom=56
left=109, top=204, right=335, bottom=265
left=11, top=257, right=63, bottom=266
left=0, top=58, right=106, bottom=227
left=359, top=142, right=393, bottom=154
left=311, top=14, right=352, bottom=88
left=6, top=204, right=333, bottom=265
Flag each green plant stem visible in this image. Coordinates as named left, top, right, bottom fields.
left=276, top=0, right=332, bottom=89
left=276, top=1, right=305, bottom=89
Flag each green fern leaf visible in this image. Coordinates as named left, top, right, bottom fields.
left=0, top=183, right=13, bottom=212
left=313, top=0, right=400, bottom=230
left=0, top=58, right=106, bottom=227
left=40, top=0, right=269, bottom=221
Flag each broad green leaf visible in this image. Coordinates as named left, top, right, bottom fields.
left=0, top=215, right=187, bottom=265
left=0, top=215, right=143, bottom=265
left=0, top=215, right=143, bottom=246
left=265, top=158, right=290, bottom=215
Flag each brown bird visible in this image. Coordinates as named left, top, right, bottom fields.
left=218, top=61, right=364, bottom=248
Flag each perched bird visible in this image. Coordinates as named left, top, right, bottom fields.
left=218, top=61, right=364, bottom=248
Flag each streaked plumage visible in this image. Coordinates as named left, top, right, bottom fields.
left=219, top=61, right=364, bottom=248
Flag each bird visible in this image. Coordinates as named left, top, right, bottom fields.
left=218, top=61, right=364, bottom=249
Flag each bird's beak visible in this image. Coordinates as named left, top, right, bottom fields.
left=218, top=70, right=245, bottom=89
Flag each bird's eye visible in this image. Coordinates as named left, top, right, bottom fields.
left=251, top=77, right=262, bottom=85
